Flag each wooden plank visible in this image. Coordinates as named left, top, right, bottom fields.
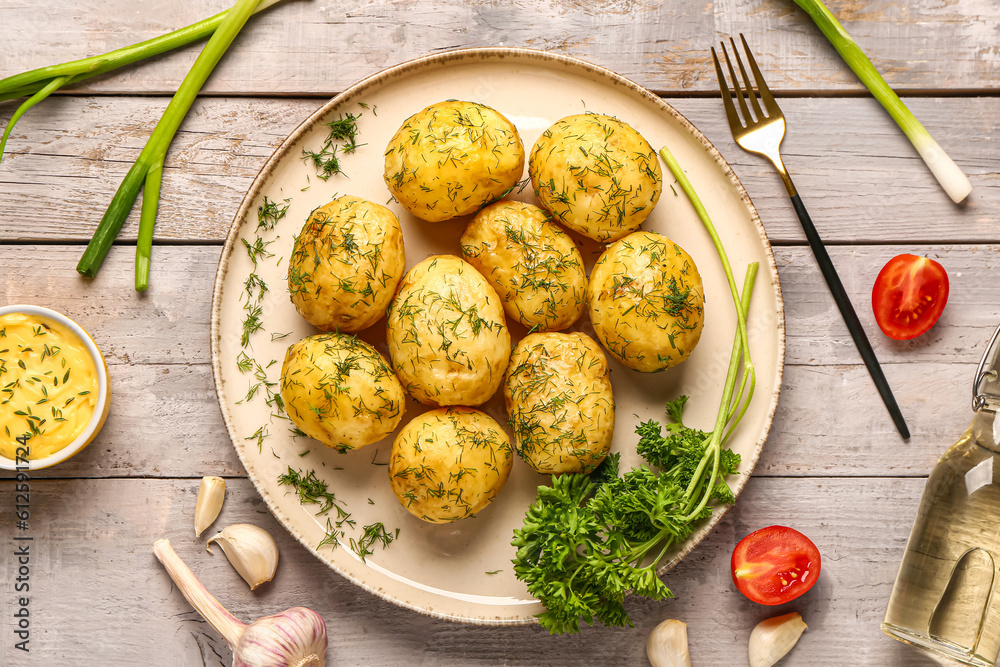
left=1, top=243, right=997, bottom=370
left=0, top=476, right=938, bottom=665
left=0, top=353, right=968, bottom=480
left=0, top=96, right=993, bottom=244
left=0, top=243, right=986, bottom=478
left=0, top=0, right=997, bottom=95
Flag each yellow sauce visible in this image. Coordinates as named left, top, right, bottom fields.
left=0, top=313, right=99, bottom=460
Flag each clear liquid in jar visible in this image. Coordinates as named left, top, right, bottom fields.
left=883, top=416, right=1000, bottom=666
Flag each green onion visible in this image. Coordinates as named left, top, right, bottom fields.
left=74, top=0, right=285, bottom=291
left=0, top=0, right=285, bottom=162
left=792, top=0, right=972, bottom=203
left=659, top=145, right=757, bottom=520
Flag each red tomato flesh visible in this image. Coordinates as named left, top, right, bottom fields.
left=871, top=254, right=949, bottom=340
left=731, top=525, right=820, bottom=605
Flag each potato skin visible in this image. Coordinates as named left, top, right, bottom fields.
left=503, top=332, right=614, bottom=474
left=529, top=113, right=661, bottom=242
left=587, top=231, right=705, bottom=372
left=280, top=333, right=405, bottom=452
left=460, top=201, right=586, bottom=332
left=383, top=100, right=525, bottom=222
left=389, top=407, right=513, bottom=523
left=386, top=255, right=511, bottom=406
left=287, top=195, right=405, bottom=332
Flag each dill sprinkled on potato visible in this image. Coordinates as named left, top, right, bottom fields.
left=385, top=255, right=510, bottom=407
left=503, top=332, right=614, bottom=475
left=287, top=196, right=404, bottom=333
left=528, top=113, right=662, bottom=243
left=382, top=100, right=525, bottom=222
left=460, top=201, right=587, bottom=332
left=587, top=231, right=705, bottom=372
left=388, top=407, right=513, bottom=523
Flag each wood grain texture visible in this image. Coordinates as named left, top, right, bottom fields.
left=0, top=243, right=985, bottom=479
left=0, top=476, right=944, bottom=666
left=0, top=0, right=997, bottom=95
left=0, top=96, right=995, bottom=244
left=1, top=3, right=996, bottom=663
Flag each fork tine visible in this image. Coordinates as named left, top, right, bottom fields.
left=739, top=33, right=781, bottom=117
left=720, top=40, right=753, bottom=128
left=730, top=36, right=763, bottom=122
left=710, top=46, right=743, bottom=131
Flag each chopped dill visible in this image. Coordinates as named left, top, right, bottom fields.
left=301, top=112, right=364, bottom=180
left=350, top=522, right=398, bottom=563
left=257, top=196, right=290, bottom=232
left=278, top=467, right=357, bottom=551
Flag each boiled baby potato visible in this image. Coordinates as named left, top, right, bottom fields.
left=503, top=332, right=614, bottom=474
left=587, top=231, right=705, bottom=372
left=460, top=200, right=586, bottom=332
left=388, top=407, right=513, bottom=523
left=386, top=255, right=511, bottom=406
left=528, top=113, right=661, bottom=242
left=287, top=195, right=405, bottom=332
left=280, top=333, right=405, bottom=452
left=383, top=100, right=525, bottom=222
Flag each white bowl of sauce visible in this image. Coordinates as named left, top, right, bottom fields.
left=0, top=305, right=111, bottom=470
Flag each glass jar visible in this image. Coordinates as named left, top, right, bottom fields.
left=882, top=323, right=1000, bottom=666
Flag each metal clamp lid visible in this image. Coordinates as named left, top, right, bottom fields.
left=973, top=321, right=1000, bottom=412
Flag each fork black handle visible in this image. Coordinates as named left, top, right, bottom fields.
left=789, top=194, right=910, bottom=440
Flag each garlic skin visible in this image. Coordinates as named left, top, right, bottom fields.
left=236, top=607, right=327, bottom=667
left=195, top=476, right=227, bottom=537
left=153, top=539, right=327, bottom=667
left=646, top=619, right=692, bottom=667
left=207, top=523, right=279, bottom=590
left=749, top=612, right=808, bottom=667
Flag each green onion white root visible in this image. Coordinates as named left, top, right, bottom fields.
left=792, top=0, right=972, bottom=203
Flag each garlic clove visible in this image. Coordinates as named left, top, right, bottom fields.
left=646, top=618, right=692, bottom=667
left=749, top=612, right=808, bottom=667
left=207, top=523, right=279, bottom=590
left=195, top=476, right=226, bottom=537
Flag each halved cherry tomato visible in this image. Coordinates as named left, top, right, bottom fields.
left=872, top=254, right=949, bottom=341
left=731, top=526, right=820, bottom=605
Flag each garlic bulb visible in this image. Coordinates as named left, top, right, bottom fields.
left=646, top=619, right=692, bottom=667
left=195, top=476, right=227, bottom=537
left=207, top=524, right=279, bottom=590
left=749, top=612, right=808, bottom=667
left=154, top=539, right=327, bottom=667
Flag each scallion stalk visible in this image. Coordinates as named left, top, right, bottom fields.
left=0, top=0, right=286, bottom=163
left=659, top=145, right=757, bottom=522
left=792, top=0, right=972, bottom=203
left=75, top=0, right=281, bottom=290
left=0, top=0, right=285, bottom=96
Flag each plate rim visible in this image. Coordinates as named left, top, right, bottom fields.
left=210, top=46, right=786, bottom=626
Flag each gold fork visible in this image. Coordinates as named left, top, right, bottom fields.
left=712, top=34, right=910, bottom=440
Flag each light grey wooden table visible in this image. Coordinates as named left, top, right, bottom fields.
left=1, top=0, right=998, bottom=664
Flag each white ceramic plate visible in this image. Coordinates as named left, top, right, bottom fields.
left=211, top=48, right=785, bottom=625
